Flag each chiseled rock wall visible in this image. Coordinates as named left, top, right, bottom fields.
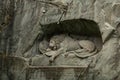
left=0, top=0, right=120, bottom=80
left=12, top=0, right=120, bottom=56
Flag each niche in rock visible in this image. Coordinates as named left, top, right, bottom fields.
left=40, top=19, right=103, bottom=52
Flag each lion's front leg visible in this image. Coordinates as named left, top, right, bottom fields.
left=49, top=47, right=65, bottom=62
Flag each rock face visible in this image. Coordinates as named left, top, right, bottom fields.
left=0, top=0, right=120, bottom=80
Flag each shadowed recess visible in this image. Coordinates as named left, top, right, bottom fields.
left=41, top=19, right=102, bottom=37
left=40, top=18, right=103, bottom=51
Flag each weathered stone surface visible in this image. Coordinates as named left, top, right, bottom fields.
left=0, top=55, right=28, bottom=80
left=0, top=0, right=120, bottom=80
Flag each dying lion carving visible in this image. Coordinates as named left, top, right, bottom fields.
left=39, top=34, right=98, bottom=62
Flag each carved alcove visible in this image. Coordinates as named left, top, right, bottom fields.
left=32, top=18, right=103, bottom=66
left=41, top=19, right=103, bottom=51
left=24, top=18, right=103, bottom=80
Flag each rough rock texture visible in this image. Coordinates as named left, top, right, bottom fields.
left=0, top=0, right=120, bottom=80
